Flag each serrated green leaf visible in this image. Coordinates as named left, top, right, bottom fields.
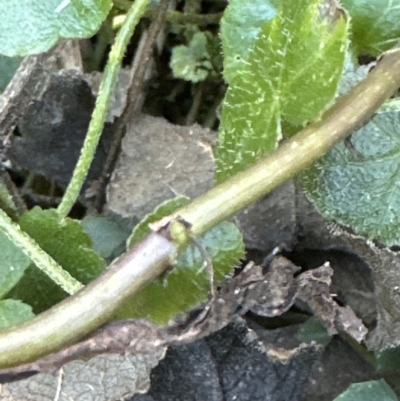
left=0, top=231, right=30, bottom=299
left=127, top=195, right=190, bottom=249
left=216, top=0, right=348, bottom=182
left=221, top=0, right=278, bottom=83
left=0, top=0, right=112, bottom=57
left=9, top=207, right=105, bottom=312
left=300, top=111, right=400, bottom=246
left=120, top=197, right=244, bottom=325
left=170, top=31, right=216, bottom=83
left=341, top=0, right=400, bottom=55
left=333, top=380, right=398, bottom=401
left=117, top=220, right=244, bottom=325
left=81, top=215, right=131, bottom=260
left=0, top=299, right=34, bottom=330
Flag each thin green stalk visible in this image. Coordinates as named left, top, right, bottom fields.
left=0, top=209, right=82, bottom=294
left=57, top=0, right=152, bottom=218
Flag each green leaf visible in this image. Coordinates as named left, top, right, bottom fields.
left=0, top=299, right=34, bottom=330
left=127, top=195, right=190, bottom=249
left=81, top=215, right=131, bottom=260
left=341, top=0, right=400, bottom=55
left=333, top=380, right=398, bottom=401
left=300, top=111, right=400, bottom=246
left=170, top=30, right=219, bottom=83
left=216, top=0, right=349, bottom=182
left=0, top=231, right=30, bottom=299
left=0, top=55, right=22, bottom=92
left=0, top=0, right=112, bottom=57
left=9, top=207, right=105, bottom=312
left=119, top=197, right=245, bottom=325
left=118, top=221, right=244, bottom=325
left=220, top=0, right=277, bottom=83
left=375, top=346, right=400, bottom=373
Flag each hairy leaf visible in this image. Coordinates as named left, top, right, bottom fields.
left=9, top=207, right=105, bottom=312
left=216, top=0, right=348, bottom=181
left=341, top=0, right=400, bottom=55
left=300, top=111, right=400, bottom=246
left=220, top=0, right=278, bottom=83
left=0, top=231, right=30, bottom=299
left=333, top=379, right=398, bottom=401
left=127, top=195, right=190, bottom=249
left=0, top=0, right=112, bottom=56
left=120, top=197, right=245, bottom=325
left=0, top=299, right=34, bottom=330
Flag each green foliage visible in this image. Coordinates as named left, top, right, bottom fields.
left=375, top=346, right=400, bottom=374
left=0, top=0, right=112, bottom=57
left=127, top=196, right=190, bottom=248
left=118, top=221, right=244, bottom=325
left=0, top=299, right=34, bottom=330
left=0, top=56, right=22, bottom=92
left=120, top=197, right=245, bottom=325
left=333, top=380, right=398, bottom=401
left=300, top=110, right=400, bottom=246
left=216, top=0, right=348, bottom=181
left=8, top=207, right=105, bottom=312
left=341, top=0, right=400, bottom=55
left=170, top=29, right=221, bottom=83
left=81, top=215, right=131, bottom=261
left=0, top=232, right=30, bottom=299
left=220, top=0, right=277, bottom=83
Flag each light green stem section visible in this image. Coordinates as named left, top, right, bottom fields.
left=57, top=0, right=152, bottom=218
left=0, top=209, right=82, bottom=294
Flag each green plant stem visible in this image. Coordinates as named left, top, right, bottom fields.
left=177, top=46, right=400, bottom=237
left=1, top=44, right=400, bottom=369
left=0, top=209, right=82, bottom=295
left=57, top=0, right=152, bottom=219
left=0, top=232, right=176, bottom=368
